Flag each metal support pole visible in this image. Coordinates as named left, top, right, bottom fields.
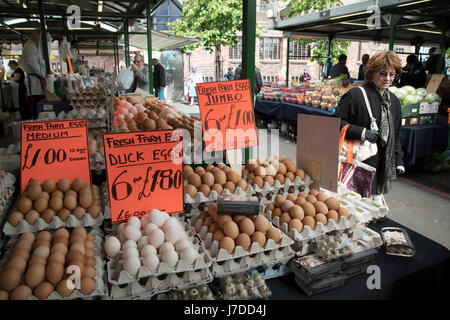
left=113, top=36, right=118, bottom=74
left=242, top=0, right=256, bottom=163
left=38, top=0, right=51, bottom=74
left=146, top=0, right=154, bottom=95
left=388, top=15, right=401, bottom=51
left=437, top=27, right=447, bottom=74
left=286, top=32, right=290, bottom=87
left=124, top=18, right=130, bottom=68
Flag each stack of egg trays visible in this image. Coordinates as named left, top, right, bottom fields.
left=156, top=284, right=216, bottom=300
left=0, top=143, right=20, bottom=157
left=0, top=172, right=16, bottom=225
left=107, top=223, right=214, bottom=300
left=1, top=228, right=108, bottom=300
left=257, top=184, right=312, bottom=210
left=245, top=174, right=313, bottom=201
left=211, top=271, right=272, bottom=300
left=183, top=186, right=251, bottom=213
left=189, top=210, right=294, bottom=277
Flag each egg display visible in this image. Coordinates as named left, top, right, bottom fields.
left=0, top=227, right=97, bottom=299
left=243, top=156, right=306, bottom=189
left=6, top=179, right=102, bottom=228
left=265, top=190, right=348, bottom=233
left=184, top=164, right=248, bottom=200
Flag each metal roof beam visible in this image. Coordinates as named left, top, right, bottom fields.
left=0, top=7, right=145, bottom=18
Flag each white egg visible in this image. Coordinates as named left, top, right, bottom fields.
left=33, top=246, right=50, bottom=259
left=175, top=239, right=192, bottom=252
left=162, top=217, right=180, bottom=233
left=141, top=244, right=157, bottom=257
left=118, top=232, right=127, bottom=244
left=124, top=225, right=141, bottom=241
left=165, top=225, right=181, bottom=244
left=160, top=211, right=170, bottom=221
left=158, top=242, right=175, bottom=255
left=104, top=236, right=121, bottom=259
left=144, top=223, right=158, bottom=236
left=141, top=215, right=151, bottom=227
left=162, top=250, right=178, bottom=268
left=143, top=254, right=159, bottom=272
left=180, top=247, right=197, bottom=265
left=122, top=247, right=139, bottom=260
left=137, top=236, right=150, bottom=250
left=127, top=216, right=141, bottom=229
left=148, top=229, right=165, bottom=248
left=148, top=209, right=166, bottom=227
left=123, top=256, right=141, bottom=276
left=117, top=222, right=126, bottom=235
left=122, top=239, right=137, bottom=251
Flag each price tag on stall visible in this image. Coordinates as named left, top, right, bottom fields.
left=20, top=119, right=91, bottom=193
left=103, top=130, right=184, bottom=223
left=196, top=79, right=258, bottom=153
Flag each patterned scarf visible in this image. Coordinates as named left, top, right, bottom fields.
left=373, top=85, right=397, bottom=194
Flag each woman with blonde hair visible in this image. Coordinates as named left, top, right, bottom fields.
left=334, top=50, right=405, bottom=198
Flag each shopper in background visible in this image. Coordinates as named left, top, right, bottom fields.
left=358, top=54, right=370, bottom=81
left=234, top=64, right=263, bottom=95
left=299, top=69, right=311, bottom=82
left=152, top=58, right=166, bottom=100
left=130, top=54, right=149, bottom=92
left=399, top=54, right=426, bottom=88
left=224, top=67, right=234, bottom=81
left=8, top=60, right=31, bottom=120
left=330, top=54, right=350, bottom=79
left=187, top=65, right=203, bottom=106
left=334, top=50, right=404, bottom=199
left=20, top=32, right=46, bottom=119
left=424, top=47, right=444, bottom=74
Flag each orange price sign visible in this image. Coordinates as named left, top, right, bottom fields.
left=103, top=130, right=184, bottom=224
left=196, top=79, right=258, bottom=152
left=20, top=119, right=91, bottom=193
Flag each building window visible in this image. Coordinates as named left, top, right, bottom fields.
left=153, top=0, right=182, bottom=31
left=229, top=38, right=242, bottom=60
left=289, top=41, right=311, bottom=60
left=257, top=0, right=271, bottom=12
left=259, top=37, right=281, bottom=60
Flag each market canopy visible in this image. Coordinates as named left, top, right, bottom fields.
left=272, top=0, right=450, bottom=47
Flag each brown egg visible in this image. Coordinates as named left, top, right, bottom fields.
left=254, top=215, right=270, bottom=233
left=46, top=262, right=64, bottom=285
left=306, top=195, right=317, bottom=204
left=316, top=193, right=328, bottom=202
left=255, top=166, right=266, bottom=177
left=205, top=164, right=215, bottom=172
left=14, top=239, right=32, bottom=252
left=266, top=226, right=281, bottom=244
left=201, top=172, right=214, bottom=187
left=314, top=201, right=328, bottom=215
left=8, top=211, right=24, bottom=227
left=199, top=211, right=208, bottom=221
left=70, top=232, right=86, bottom=245
left=309, top=189, right=320, bottom=197
left=302, top=216, right=316, bottom=229
left=232, top=215, right=246, bottom=223
left=194, top=166, right=206, bottom=177
left=213, top=229, right=225, bottom=241
left=185, top=184, right=198, bottom=199
left=226, top=171, right=241, bottom=184
left=56, top=209, right=70, bottom=222
left=327, top=210, right=339, bottom=223
left=208, top=222, right=219, bottom=233
left=325, top=197, right=340, bottom=211
left=87, top=205, right=100, bottom=219
left=223, top=181, right=236, bottom=194
left=290, top=205, right=304, bottom=220
left=198, top=184, right=211, bottom=197
left=85, top=241, right=95, bottom=250
left=183, top=165, right=194, bottom=176
left=63, top=196, right=77, bottom=210
left=213, top=170, right=227, bottom=185
left=315, top=213, right=327, bottom=226
left=85, top=257, right=96, bottom=267
left=48, top=252, right=66, bottom=265
left=251, top=231, right=266, bottom=248
left=28, top=185, right=42, bottom=200
left=252, top=176, right=264, bottom=189
left=280, top=212, right=291, bottom=225
left=236, top=180, right=248, bottom=191
left=86, top=234, right=95, bottom=242
left=207, top=203, right=218, bottom=218
left=277, top=162, right=287, bottom=174
left=287, top=193, right=297, bottom=202
left=67, top=250, right=85, bottom=263
left=36, top=231, right=52, bottom=242
left=235, top=233, right=251, bottom=251
left=16, top=199, right=32, bottom=214
left=274, top=195, right=285, bottom=207
left=187, top=173, right=201, bottom=188
left=73, top=207, right=86, bottom=220
left=41, top=191, right=50, bottom=201
left=6, top=256, right=27, bottom=274
left=275, top=173, right=285, bottom=184
left=65, top=190, right=78, bottom=199
left=54, top=228, right=70, bottom=239
left=68, top=260, right=85, bottom=277
left=11, top=249, right=30, bottom=262
left=79, top=194, right=93, bottom=209
left=222, top=166, right=231, bottom=174
left=24, top=210, right=39, bottom=225
left=52, top=236, right=69, bottom=247
left=299, top=191, right=309, bottom=198
left=272, top=208, right=282, bottom=218
left=51, top=190, right=64, bottom=199
left=289, top=219, right=303, bottom=233
left=0, top=290, right=8, bottom=300
left=34, top=198, right=48, bottom=213
left=42, top=179, right=56, bottom=193
left=72, top=178, right=86, bottom=192
left=295, top=169, right=305, bottom=179
left=223, top=220, right=239, bottom=239
left=10, top=285, right=32, bottom=300
left=211, top=183, right=223, bottom=195
left=285, top=172, right=295, bottom=182
left=219, top=237, right=235, bottom=254
left=33, top=281, right=54, bottom=299
left=28, top=255, right=47, bottom=267
left=25, top=264, right=45, bottom=288
left=338, top=207, right=349, bottom=219
left=57, top=178, right=71, bottom=192
left=301, top=202, right=316, bottom=217
left=281, top=200, right=295, bottom=212
left=239, top=218, right=255, bottom=236
left=265, top=203, right=275, bottom=213
left=19, top=232, right=35, bottom=245
left=56, top=279, right=74, bottom=298
left=84, top=266, right=96, bottom=279
left=263, top=176, right=274, bottom=186
left=41, top=208, right=55, bottom=223
left=0, top=268, right=22, bottom=291
left=203, top=216, right=214, bottom=227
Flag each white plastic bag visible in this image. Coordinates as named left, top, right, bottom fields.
left=117, top=68, right=134, bottom=90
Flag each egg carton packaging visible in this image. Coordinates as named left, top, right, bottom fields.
left=183, top=186, right=252, bottom=207
left=0, top=143, right=20, bottom=156
left=156, top=284, right=216, bottom=300
left=211, top=271, right=271, bottom=300
left=251, top=263, right=292, bottom=280
left=108, top=268, right=213, bottom=300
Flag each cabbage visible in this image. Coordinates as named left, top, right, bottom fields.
left=404, top=95, right=418, bottom=105
left=395, top=88, right=406, bottom=101
left=430, top=93, right=440, bottom=102
left=424, top=93, right=440, bottom=103
left=402, top=85, right=416, bottom=95
left=388, top=86, right=398, bottom=94
left=416, top=88, right=427, bottom=96
left=415, top=95, right=424, bottom=103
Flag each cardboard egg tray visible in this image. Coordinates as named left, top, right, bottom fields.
left=246, top=174, right=313, bottom=197
left=1, top=228, right=109, bottom=300
left=183, top=186, right=251, bottom=206
left=257, top=185, right=312, bottom=209
left=106, top=223, right=212, bottom=286
left=0, top=143, right=20, bottom=156
left=251, top=263, right=292, bottom=280
left=108, top=267, right=213, bottom=300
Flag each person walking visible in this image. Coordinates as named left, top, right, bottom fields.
left=8, top=60, right=31, bottom=120
left=224, top=67, right=234, bottom=81
left=187, top=65, right=202, bottom=106
left=330, top=54, right=350, bottom=79
left=20, top=32, right=46, bottom=119
left=234, top=64, right=263, bottom=94
left=152, top=58, right=166, bottom=100
left=358, top=54, right=370, bottom=81
left=130, top=54, right=149, bottom=92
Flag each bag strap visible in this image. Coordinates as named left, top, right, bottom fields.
left=339, top=124, right=354, bottom=163
left=358, top=86, right=379, bottom=131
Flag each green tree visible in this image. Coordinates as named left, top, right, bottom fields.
left=168, top=0, right=243, bottom=81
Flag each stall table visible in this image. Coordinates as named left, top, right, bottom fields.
left=267, top=217, right=450, bottom=299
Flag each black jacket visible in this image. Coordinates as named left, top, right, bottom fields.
left=399, top=63, right=426, bottom=88
left=234, top=65, right=263, bottom=93
left=357, top=64, right=366, bottom=81
left=334, top=83, right=404, bottom=190
left=153, top=63, right=166, bottom=89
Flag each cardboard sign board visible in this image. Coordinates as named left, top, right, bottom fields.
left=196, top=79, right=258, bottom=153
left=103, top=130, right=184, bottom=223
left=426, top=74, right=445, bottom=94
left=297, top=114, right=340, bottom=192
left=21, top=119, right=91, bottom=193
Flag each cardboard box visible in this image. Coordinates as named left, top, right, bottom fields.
left=419, top=102, right=440, bottom=114
left=402, top=117, right=419, bottom=126
left=418, top=113, right=437, bottom=125
left=401, top=103, right=419, bottom=118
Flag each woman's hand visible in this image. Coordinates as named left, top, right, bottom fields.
left=365, top=130, right=379, bottom=143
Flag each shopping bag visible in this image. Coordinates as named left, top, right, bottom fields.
left=117, top=68, right=134, bottom=90
left=338, top=124, right=376, bottom=198
left=158, top=90, right=165, bottom=100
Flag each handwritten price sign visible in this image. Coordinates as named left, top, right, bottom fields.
left=197, top=79, right=258, bottom=153
left=103, top=130, right=184, bottom=223
left=20, top=120, right=91, bottom=193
